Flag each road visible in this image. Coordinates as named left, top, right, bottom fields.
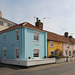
left=0, top=61, right=75, bottom=75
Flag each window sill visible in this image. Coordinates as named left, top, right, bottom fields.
left=16, top=40, right=19, bottom=41
left=34, top=40, right=39, bottom=42
left=50, top=46, right=54, bottom=48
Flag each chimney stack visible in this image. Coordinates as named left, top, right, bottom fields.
left=64, top=32, right=68, bottom=38
left=0, top=11, right=2, bottom=17
left=69, top=35, right=72, bottom=39
left=36, top=18, right=39, bottom=22
left=35, top=18, right=43, bottom=30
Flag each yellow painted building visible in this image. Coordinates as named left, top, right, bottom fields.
left=47, top=41, right=63, bottom=57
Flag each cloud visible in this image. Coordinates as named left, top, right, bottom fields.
left=1, top=0, right=75, bottom=37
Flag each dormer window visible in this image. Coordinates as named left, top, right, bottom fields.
left=16, top=29, right=19, bottom=41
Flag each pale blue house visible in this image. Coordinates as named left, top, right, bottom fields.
left=0, top=19, right=48, bottom=66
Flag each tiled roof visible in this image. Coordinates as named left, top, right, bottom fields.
left=0, top=22, right=46, bottom=33
left=69, top=38, right=75, bottom=44
left=23, top=22, right=46, bottom=32
left=47, top=31, right=72, bottom=44
left=0, top=22, right=72, bottom=44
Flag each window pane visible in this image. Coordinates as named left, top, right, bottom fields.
left=50, top=42, right=54, bottom=47
left=69, top=51, right=71, bottom=56
left=0, top=21, right=3, bottom=25
left=34, top=49, right=39, bottom=57
left=61, top=43, right=62, bottom=46
left=3, top=22, right=8, bottom=27
left=8, top=23, right=12, bottom=27
left=3, top=48, right=6, bottom=58
left=67, top=44, right=69, bottom=48
left=65, top=51, right=68, bottom=56
left=51, top=51, right=54, bottom=55
left=16, top=30, right=19, bottom=40
left=16, top=49, right=19, bottom=58
left=34, top=32, right=39, bottom=41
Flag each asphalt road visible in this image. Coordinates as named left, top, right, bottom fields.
left=0, top=61, right=75, bottom=75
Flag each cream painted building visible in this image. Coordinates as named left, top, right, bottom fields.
left=0, top=10, right=17, bottom=31
left=0, top=25, right=8, bottom=31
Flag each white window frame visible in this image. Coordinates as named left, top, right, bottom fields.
left=16, top=29, right=19, bottom=41
left=65, top=51, right=68, bottom=56
left=67, top=43, right=69, bottom=49
left=34, top=31, right=39, bottom=41
left=3, top=22, right=8, bottom=27
left=69, top=51, right=71, bottom=57
left=50, top=50, right=55, bottom=55
left=0, top=21, right=3, bottom=25
left=50, top=41, right=54, bottom=47
left=73, top=45, right=75, bottom=50
left=61, top=43, right=63, bottom=46
left=34, top=48, right=39, bottom=57
left=4, top=33, right=6, bottom=40
left=3, top=47, right=6, bottom=59
left=15, top=48, right=19, bottom=59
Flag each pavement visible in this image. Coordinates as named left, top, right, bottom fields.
left=0, top=61, right=75, bottom=75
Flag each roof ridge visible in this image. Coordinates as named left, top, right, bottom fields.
left=22, top=22, right=28, bottom=26
left=45, top=30, right=64, bottom=37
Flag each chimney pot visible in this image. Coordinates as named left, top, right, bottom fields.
left=39, top=20, right=41, bottom=22
left=64, top=32, right=68, bottom=38
left=36, top=18, right=38, bottom=22
left=35, top=17, right=43, bottom=30
left=69, top=35, right=72, bottom=39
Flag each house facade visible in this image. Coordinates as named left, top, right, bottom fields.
left=47, top=41, right=63, bottom=57
left=47, top=32, right=63, bottom=57
left=63, top=43, right=73, bottom=58
left=0, top=22, right=47, bottom=66
left=68, top=36, right=75, bottom=60
left=0, top=10, right=17, bottom=29
left=0, top=25, right=8, bottom=31
left=62, top=32, right=73, bottom=60
left=47, top=31, right=73, bottom=61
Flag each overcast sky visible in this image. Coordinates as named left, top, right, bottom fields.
left=0, top=0, right=75, bottom=37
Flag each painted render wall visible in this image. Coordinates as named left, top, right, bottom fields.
left=47, top=41, right=63, bottom=57
left=24, top=28, right=47, bottom=60
left=0, top=27, right=47, bottom=61
left=63, top=43, right=73, bottom=58
left=0, top=27, right=25, bottom=61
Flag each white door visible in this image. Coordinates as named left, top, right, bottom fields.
left=3, top=47, right=6, bottom=59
